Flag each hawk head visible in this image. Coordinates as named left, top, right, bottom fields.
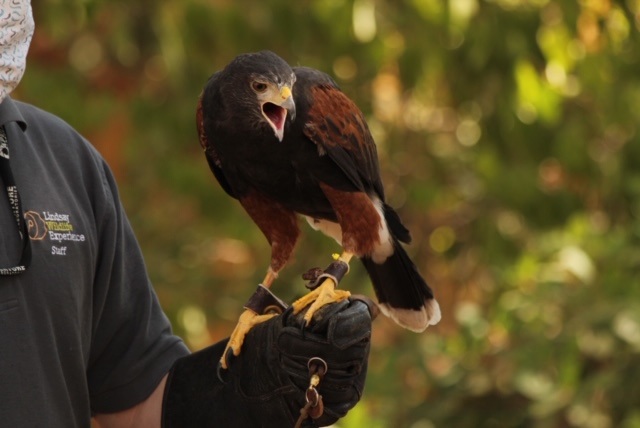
left=215, top=50, right=296, bottom=142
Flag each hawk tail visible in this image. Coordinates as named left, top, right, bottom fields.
left=361, top=241, right=441, bottom=332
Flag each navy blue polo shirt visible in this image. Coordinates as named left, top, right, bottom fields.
left=0, top=97, right=189, bottom=426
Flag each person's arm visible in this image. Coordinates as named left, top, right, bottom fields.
left=93, top=375, right=168, bottom=428
left=88, top=155, right=189, bottom=415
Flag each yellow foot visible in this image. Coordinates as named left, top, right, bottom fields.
left=292, top=278, right=351, bottom=326
left=220, top=309, right=277, bottom=370
left=292, top=251, right=354, bottom=325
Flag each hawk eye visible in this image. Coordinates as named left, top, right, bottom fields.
left=252, top=81, right=268, bottom=93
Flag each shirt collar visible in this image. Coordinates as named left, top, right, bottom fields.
left=0, top=97, right=27, bottom=131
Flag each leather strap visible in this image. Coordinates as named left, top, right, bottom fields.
left=243, top=284, right=288, bottom=315
left=305, top=260, right=350, bottom=290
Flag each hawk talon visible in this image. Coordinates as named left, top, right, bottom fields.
left=299, top=319, right=307, bottom=337
left=219, top=309, right=277, bottom=370
left=216, top=350, right=234, bottom=382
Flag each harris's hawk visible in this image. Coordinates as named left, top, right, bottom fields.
left=197, top=51, right=441, bottom=368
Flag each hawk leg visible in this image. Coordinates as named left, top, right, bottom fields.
left=219, top=193, right=299, bottom=370
left=292, top=252, right=353, bottom=326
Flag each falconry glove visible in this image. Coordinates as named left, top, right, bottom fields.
left=162, top=297, right=375, bottom=427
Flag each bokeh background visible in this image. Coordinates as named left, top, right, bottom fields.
left=21, top=0, right=640, bottom=426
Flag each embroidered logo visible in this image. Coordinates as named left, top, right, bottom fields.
left=24, top=210, right=86, bottom=256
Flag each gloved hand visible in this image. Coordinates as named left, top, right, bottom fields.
left=162, top=296, right=376, bottom=428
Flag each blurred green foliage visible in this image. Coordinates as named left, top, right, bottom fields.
left=20, top=0, right=640, bottom=426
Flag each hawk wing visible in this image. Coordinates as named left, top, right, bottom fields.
left=294, top=67, right=385, bottom=200
left=196, top=71, right=238, bottom=199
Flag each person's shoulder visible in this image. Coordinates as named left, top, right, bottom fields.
left=13, top=99, right=107, bottom=167
left=14, top=99, right=84, bottom=137
left=12, top=99, right=113, bottom=186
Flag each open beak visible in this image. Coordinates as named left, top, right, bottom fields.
left=262, top=85, right=296, bottom=142
left=279, top=86, right=296, bottom=121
